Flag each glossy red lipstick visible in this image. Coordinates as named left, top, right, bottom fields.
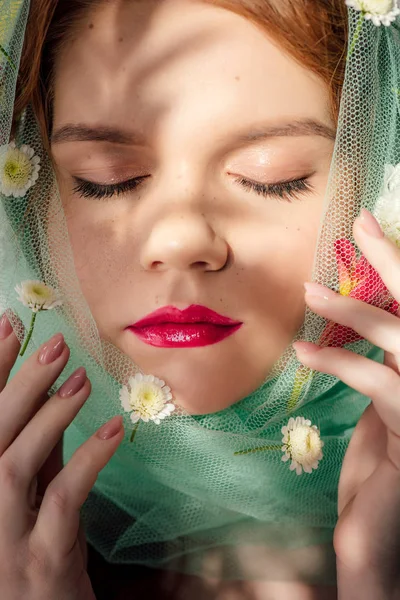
left=127, top=305, right=242, bottom=348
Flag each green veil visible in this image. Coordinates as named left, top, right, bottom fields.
left=1, top=0, right=400, bottom=586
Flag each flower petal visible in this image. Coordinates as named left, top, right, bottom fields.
left=130, top=412, right=141, bottom=424
left=295, top=464, right=303, bottom=476
left=120, top=387, right=131, bottom=412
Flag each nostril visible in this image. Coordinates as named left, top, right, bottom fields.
left=191, top=261, right=209, bottom=270
left=151, top=261, right=163, bottom=270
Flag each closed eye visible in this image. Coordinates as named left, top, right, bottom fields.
left=72, top=173, right=313, bottom=202
left=72, top=175, right=150, bottom=200
left=234, top=175, right=314, bottom=202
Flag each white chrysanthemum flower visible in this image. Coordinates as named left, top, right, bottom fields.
left=281, top=417, right=324, bottom=476
left=0, top=142, right=40, bottom=198
left=374, top=163, right=400, bottom=246
left=345, top=0, right=400, bottom=26
left=120, top=373, right=175, bottom=425
left=15, top=280, right=63, bottom=313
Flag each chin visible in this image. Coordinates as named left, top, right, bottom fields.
left=107, top=327, right=274, bottom=415
left=136, top=358, right=269, bottom=416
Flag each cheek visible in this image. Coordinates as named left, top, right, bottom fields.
left=235, top=202, right=322, bottom=374
left=59, top=203, right=136, bottom=332
left=237, top=199, right=322, bottom=303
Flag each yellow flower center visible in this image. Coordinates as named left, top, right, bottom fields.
left=141, top=389, right=156, bottom=404
left=130, top=382, right=166, bottom=418
left=25, top=281, right=51, bottom=300
left=360, top=0, right=393, bottom=13
left=32, top=285, right=46, bottom=296
left=288, top=426, right=322, bottom=464
left=3, top=150, right=33, bottom=187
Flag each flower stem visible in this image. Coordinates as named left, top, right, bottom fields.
left=234, top=444, right=282, bottom=456
left=348, top=13, right=364, bottom=59
left=130, top=422, right=140, bottom=443
left=0, top=44, right=17, bottom=70
left=287, top=364, right=313, bottom=413
left=20, top=312, right=37, bottom=357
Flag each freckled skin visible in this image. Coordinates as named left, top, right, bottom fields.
left=51, top=0, right=334, bottom=415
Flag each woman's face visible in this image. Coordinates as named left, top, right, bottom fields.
left=51, top=0, right=335, bottom=414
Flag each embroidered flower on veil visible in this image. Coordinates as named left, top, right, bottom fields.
left=16, top=280, right=63, bottom=357
left=120, top=373, right=175, bottom=442
left=0, top=142, right=40, bottom=198
left=281, top=417, right=324, bottom=476
left=345, top=0, right=400, bottom=26
left=15, top=280, right=62, bottom=313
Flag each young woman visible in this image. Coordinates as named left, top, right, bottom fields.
left=1, top=0, right=400, bottom=598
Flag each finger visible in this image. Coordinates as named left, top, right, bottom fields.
left=32, top=415, right=124, bottom=560
left=0, top=312, right=21, bottom=391
left=2, top=369, right=90, bottom=493
left=293, top=343, right=400, bottom=437
left=304, top=284, right=400, bottom=354
left=353, top=209, right=400, bottom=302
left=337, top=403, right=386, bottom=515
left=0, top=373, right=86, bottom=542
left=384, top=350, right=400, bottom=374
left=37, top=438, right=64, bottom=498
left=335, top=460, right=400, bottom=575
left=0, top=333, right=70, bottom=455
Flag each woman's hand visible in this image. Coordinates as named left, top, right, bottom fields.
left=293, top=209, right=400, bottom=599
left=0, top=320, right=124, bottom=600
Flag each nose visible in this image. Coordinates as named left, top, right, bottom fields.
left=140, top=213, right=229, bottom=272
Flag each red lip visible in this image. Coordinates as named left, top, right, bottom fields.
left=127, top=305, right=242, bottom=348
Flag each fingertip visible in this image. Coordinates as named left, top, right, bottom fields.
left=293, top=341, right=321, bottom=358
left=0, top=312, right=14, bottom=340
left=96, top=415, right=124, bottom=441
left=360, top=209, right=384, bottom=238
left=292, top=342, right=321, bottom=364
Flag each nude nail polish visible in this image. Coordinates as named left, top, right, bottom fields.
left=58, top=367, right=86, bottom=398
left=38, top=333, right=65, bottom=365
left=0, top=313, right=13, bottom=340
left=96, top=416, right=123, bottom=440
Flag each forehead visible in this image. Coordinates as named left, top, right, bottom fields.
left=52, top=0, right=331, bottom=135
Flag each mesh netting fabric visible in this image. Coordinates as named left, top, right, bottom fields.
left=1, top=0, right=400, bottom=585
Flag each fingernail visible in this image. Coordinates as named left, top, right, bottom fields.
left=304, top=282, right=337, bottom=300
left=293, top=341, right=321, bottom=355
left=58, top=367, right=86, bottom=398
left=38, top=333, right=65, bottom=365
left=0, top=313, right=13, bottom=340
left=96, top=415, right=123, bottom=440
left=359, top=208, right=384, bottom=239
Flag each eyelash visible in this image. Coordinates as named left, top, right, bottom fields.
left=72, top=176, right=149, bottom=200
left=72, top=174, right=313, bottom=202
left=233, top=176, right=313, bottom=202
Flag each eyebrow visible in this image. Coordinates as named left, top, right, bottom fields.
left=51, top=125, right=145, bottom=145
left=234, top=120, right=336, bottom=143
left=50, top=118, right=336, bottom=146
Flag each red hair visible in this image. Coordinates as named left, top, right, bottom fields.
left=14, top=0, right=347, bottom=143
